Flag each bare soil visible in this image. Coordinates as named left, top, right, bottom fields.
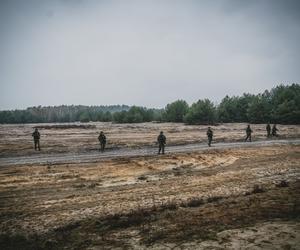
left=1, top=122, right=299, bottom=157
left=0, top=124, right=299, bottom=250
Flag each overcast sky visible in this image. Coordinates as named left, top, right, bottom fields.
left=0, top=0, right=299, bottom=110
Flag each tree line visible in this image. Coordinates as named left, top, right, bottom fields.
left=0, top=105, right=130, bottom=124
left=0, top=84, right=299, bottom=124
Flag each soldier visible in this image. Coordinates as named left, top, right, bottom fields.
left=32, top=128, right=41, bottom=151
left=207, top=127, right=213, bottom=147
left=157, top=131, right=166, bottom=154
left=98, top=131, right=106, bottom=152
left=266, top=123, right=271, bottom=137
left=245, top=124, right=252, bottom=142
left=272, top=124, right=278, bottom=137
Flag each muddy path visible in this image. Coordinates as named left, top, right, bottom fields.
left=0, top=138, right=299, bottom=166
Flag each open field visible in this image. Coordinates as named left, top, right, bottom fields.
left=0, top=122, right=300, bottom=157
left=0, top=123, right=300, bottom=249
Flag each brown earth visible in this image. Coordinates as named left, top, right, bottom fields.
left=0, top=122, right=299, bottom=157
left=0, top=141, right=299, bottom=249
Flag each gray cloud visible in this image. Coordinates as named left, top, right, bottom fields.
left=0, top=0, right=299, bottom=110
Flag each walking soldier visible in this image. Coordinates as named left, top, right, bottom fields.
left=272, top=124, right=278, bottom=137
left=266, top=123, right=271, bottom=137
left=207, top=127, right=213, bottom=147
left=98, top=131, right=106, bottom=152
left=245, top=125, right=252, bottom=142
left=32, top=128, right=41, bottom=151
left=157, top=131, right=166, bottom=154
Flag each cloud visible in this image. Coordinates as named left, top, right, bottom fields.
left=0, top=0, right=299, bottom=110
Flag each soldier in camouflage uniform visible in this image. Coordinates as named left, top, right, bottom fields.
left=245, top=125, right=252, bottom=142
left=266, top=123, right=271, bottom=137
left=272, top=124, right=278, bottom=137
left=207, top=127, right=213, bottom=147
left=157, top=131, right=166, bottom=155
left=98, top=131, right=106, bottom=152
left=32, top=128, right=41, bottom=151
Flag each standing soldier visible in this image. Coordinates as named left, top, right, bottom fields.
left=157, top=131, right=166, bottom=155
left=245, top=125, right=252, bottom=142
left=266, top=123, right=271, bottom=137
left=272, top=124, right=278, bottom=137
left=32, top=128, right=41, bottom=151
left=98, top=131, right=106, bottom=152
left=207, top=127, right=213, bottom=147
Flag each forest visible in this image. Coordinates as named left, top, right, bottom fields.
left=0, top=84, right=299, bottom=124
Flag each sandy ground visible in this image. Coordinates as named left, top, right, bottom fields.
left=1, top=139, right=299, bottom=167
left=150, top=221, right=300, bottom=250
left=0, top=140, right=299, bottom=249
left=0, top=122, right=299, bottom=157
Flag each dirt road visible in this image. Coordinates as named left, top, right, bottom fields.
left=1, top=122, right=299, bottom=158
left=0, top=138, right=299, bottom=166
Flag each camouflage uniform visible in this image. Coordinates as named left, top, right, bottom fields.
left=32, top=128, right=41, bottom=151
left=207, top=127, right=213, bottom=147
left=157, top=131, right=166, bottom=154
left=266, top=123, right=271, bottom=137
left=272, top=125, right=278, bottom=137
left=245, top=125, right=252, bottom=142
left=98, top=131, right=106, bottom=152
